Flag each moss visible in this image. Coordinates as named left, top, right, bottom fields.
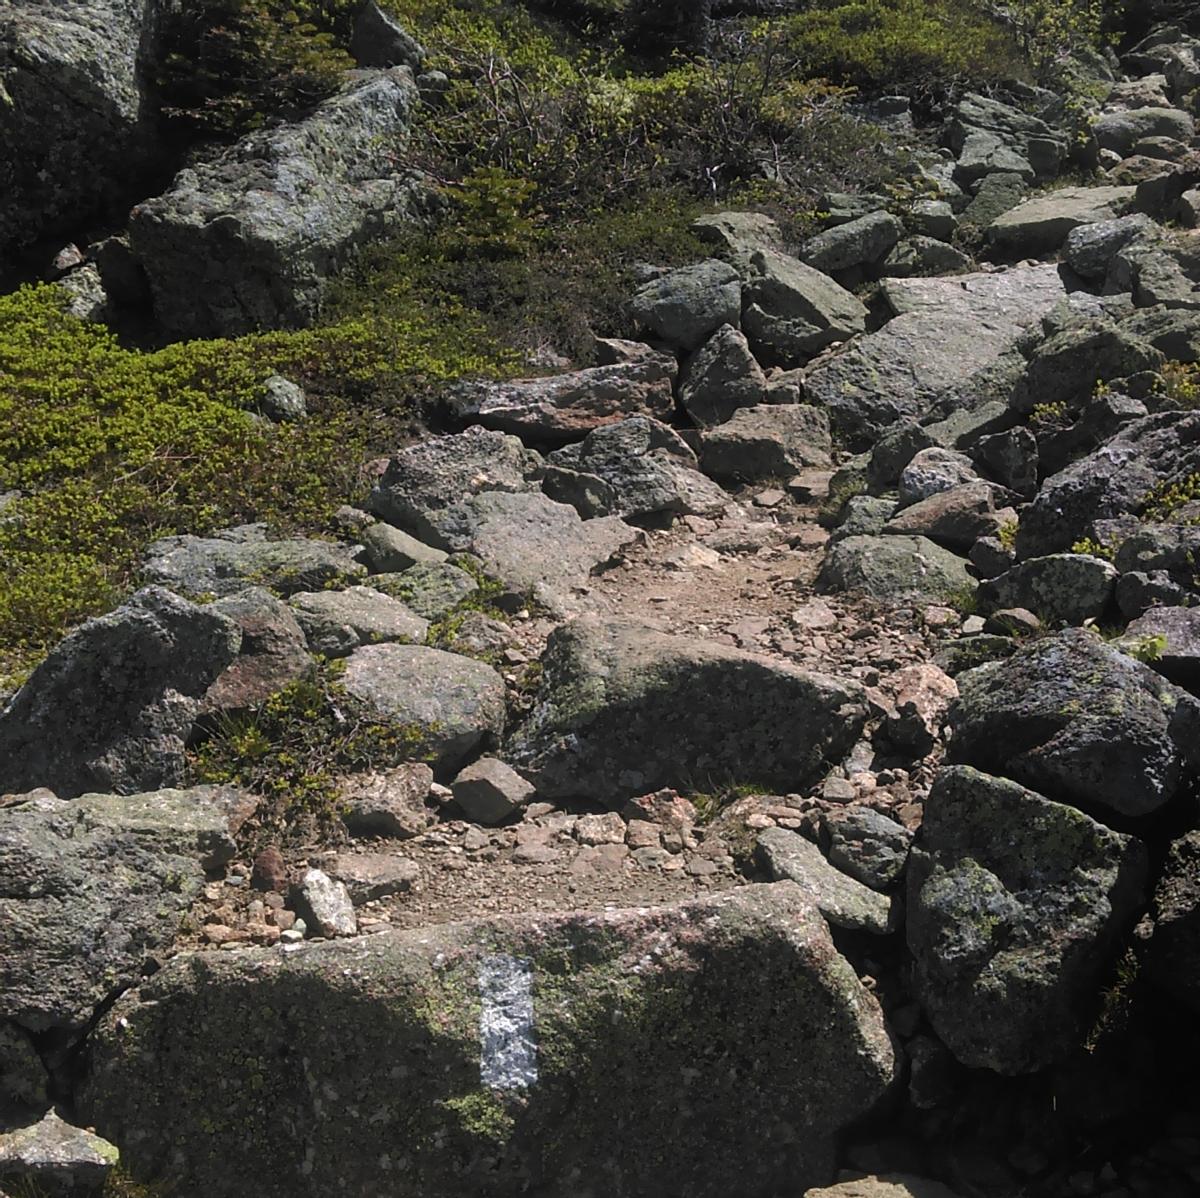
left=441, top=1090, right=517, bottom=1144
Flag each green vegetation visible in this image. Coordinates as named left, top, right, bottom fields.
left=998, top=519, right=1019, bottom=553
left=1071, top=535, right=1117, bottom=560
left=1141, top=473, right=1200, bottom=525
left=1157, top=361, right=1200, bottom=409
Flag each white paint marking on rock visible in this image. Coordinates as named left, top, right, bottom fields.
left=479, top=953, right=537, bottom=1090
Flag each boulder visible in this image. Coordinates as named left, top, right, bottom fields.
left=739, top=248, right=869, bottom=365
left=882, top=662, right=960, bottom=757
left=369, top=563, right=479, bottom=620
left=0, top=785, right=247, bottom=1032
left=350, top=0, right=425, bottom=70
left=910, top=200, right=957, bottom=241
left=131, top=69, right=428, bottom=337
left=83, top=884, right=896, bottom=1198
left=1117, top=605, right=1200, bottom=688
left=897, top=448, right=980, bottom=508
left=947, top=93, right=1067, bottom=182
left=369, top=427, right=544, bottom=550
left=988, top=186, right=1135, bottom=255
left=0, top=0, right=161, bottom=254
left=339, top=762, right=435, bottom=839
left=678, top=324, right=768, bottom=425
left=0, top=588, right=240, bottom=798
left=629, top=259, right=741, bottom=351
left=954, top=131, right=1034, bottom=185
left=360, top=523, right=448, bottom=572
left=543, top=417, right=727, bottom=522
left=461, top=357, right=675, bottom=444
left=908, top=766, right=1147, bottom=1074
left=288, top=586, right=429, bottom=657
left=142, top=524, right=365, bottom=599
left=804, top=1177, right=963, bottom=1198
left=331, top=851, right=419, bottom=903
left=883, top=482, right=1008, bottom=551
left=880, top=237, right=973, bottom=278
left=0, top=1110, right=117, bottom=1197
left=341, top=643, right=506, bottom=772
left=977, top=554, right=1118, bottom=626
left=1065, top=212, right=1159, bottom=280
left=947, top=629, right=1200, bottom=818
left=690, top=210, right=782, bottom=259
left=1146, top=830, right=1200, bottom=1013
left=508, top=617, right=867, bottom=804
left=818, top=536, right=974, bottom=606
left=801, top=212, right=904, bottom=275
left=962, top=172, right=1028, bottom=228
left=756, top=828, right=897, bottom=934
left=1094, top=107, right=1195, bottom=158
left=700, top=405, right=833, bottom=483
left=821, top=808, right=913, bottom=892
left=451, top=757, right=535, bottom=824
left=805, top=265, right=1067, bottom=447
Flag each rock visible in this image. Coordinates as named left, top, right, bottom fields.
left=1117, top=606, right=1200, bottom=688
left=0, top=785, right=246, bottom=1032
left=0, top=1110, right=117, bottom=1197
left=978, top=554, right=1117, bottom=626
left=739, top=247, right=869, bottom=365
left=350, top=0, right=425, bottom=70
left=805, top=265, right=1067, bottom=447
left=1094, top=107, right=1195, bottom=158
left=757, top=828, right=897, bottom=934
left=131, top=70, right=429, bottom=338
left=988, top=186, right=1135, bottom=255
left=340, top=762, right=435, bottom=839
left=947, top=629, right=1200, bottom=818
left=0, top=588, right=239, bottom=798
left=331, top=852, right=419, bottom=903
left=821, top=808, right=913, bottom=892
left=509, top=617, right=867, bottom=805
left=1116, top=570, right=1191, bottom=619
left=293, top=868, right=357, bottom=938
left=0, top=0, right=162, bottom=254
left=461, top=358, right=675, bottom=444
left=451, top=758, right=535, bottom=824
left=973, top=427, right=1038, bottom=499
left=1146, top=830, right=1200, bottom=1013
left=804, top=1176, right=964, bottom=1198
left=700, top=405, right=832, bottom=483
left=575, top=812, right=626, bottom=846
left=543, top=417, right=727, bottom=522
left=898, top=449, right=979, bottom=508
left=629, top=259, right=741, bottom=350
left=446, top=611, right=517, bottom=659
left=203, top=588, right=313, bottom=714
left=907, top=765, right=1148, bottom=1074
left=884, top=482, right=1005, bottom=550
left=142, top=523, right=365, bottom=599
left=341, top=644, right=506, bottom=772
left=970, top=536, right=1015, bottom=580
left=690, top=210, right=782, bottom=259
left=801, top=211, right=904, bottom=274
left=911, top=200, right=957, bottom=240
left=83, top=884, right=896, bottom=1198
left=818, top=192, right=892, bottom=226
left=935, top=634, right=1016, bottom=676
left=1065, top=212, right=1159, bottom=280
left=818, top=536, right=975, bottom=606
left=360, top=522, right=448, bottom=572
left=678, top=324, right=768, bottom=425
left=56, top=263, right=110, bottom=322
left=369, top=563, right=478, bottom=620
left=947, top=93, right=1067, bottom=182
left=288, top=586, right=428, bottom=658
left=0, top=1022, right=48, bottom=1121
left=954, top=131, right=1034, bottom=185
left=962, top=172, right=1028, bottom=228
left=880, top=237, right=973, bottom=279
left=984, top=607, right=1042, bottom=638
left=883, top=663, right=959, bottom=757
left=260, top=374, right=306, bottom=422
left=251, top=846, right=288, bottom=892
left=829, top=498, right=894, bottom=545
left=369, top=427, right=544, bottom=550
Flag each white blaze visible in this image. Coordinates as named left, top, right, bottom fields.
left=478, top=954, right=537, bottom=1090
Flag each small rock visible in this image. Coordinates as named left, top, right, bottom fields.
left=360, top=523, right=448, bottom=572
left=332, top=852, right=420, bottom=903
left=293, top=869, right=357, bottom=938
left=340, top=763, right=436, bottom=839
left=984, top=608, right=1042, bottom=638
left=575, top=812, right=627, bottom=846
left=261, top=375, right=306, bottom=422
left=251, top=847, right=288, bottom=893
left=0, top=1110, right=117, bottom=1197
left=822, top=807, right=913, bottom=891
left=451, top=758, right=535, bottom=824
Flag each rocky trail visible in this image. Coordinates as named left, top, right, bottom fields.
left=6, top=3, right=1200, bottom=1198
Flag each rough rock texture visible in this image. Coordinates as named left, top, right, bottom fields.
left=0, top=1021, right=48, bottom=1120
left=908, top=766, right=1148, bottom=1074
left=0, top=786, right=247, bottom=1032
left=1094, top=106, right=1195, bottom=157
left=451, top=757, right=536, bottom=824
left=509, top=617, right=867, bottom=804
left=897, top=449, right=979, bottom=508
left=757, top=828, right=897, bottom=934
left=339, top=763, right=435, bottom=839
left=822, top=808, right=913, bottom=892
left=0, top=0, right=162, bottom=253
left=83, top=884, right=896, bottom=1198
left=369, top=563, right=478, bottom=620
left=977, top=554, right=1118, bottom=626
left=802, top=211, right=904, bottom=274
left=988, top=186, right=1135, bottom=255
left=130, top=69, right=428, bottom=337
left=818, top=536, right=975, bottom=606
left=293, top=868, right=357, bottom=938
left=341, top=643, right=506, bottom=772
left=629, top=259, right=742, bottom=350
left=691, top=210, right=782, bottom=259
left=1065, top=213, right=1159, bottom=280
left=350, top=0, right=425, bottom=70
left=142, top=524, right=365, bottom=599
left=1146, top=830, right=1200, bottom=1013
left=739, top=248, right=869, bottom=365
left=360, top=523, right=448, bottom=572
left=947, top=630, right=1200, bottom=818
left=1118, top=606, right=1200, bottom=688
left=883, top=482, right=1007, bottom=551
left=700, top=405, right=833, bottom=483
left=0, top=1110, right=117, bottom=1197
left=804, top=1176, right=964, bottom=1198
left=678, top=324, right=768, bottom=425
left=288, top=586, right=429, bottom=657
left=805, top=265, right=1067, bottom=446
left=369, top=427, right=544, bottom=550
left=543, top=417, right=727, bottom=522
left=0, top=588, right=240, bottom=799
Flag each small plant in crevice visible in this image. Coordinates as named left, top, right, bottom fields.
left=1070, top=535, right=1117, bottom=561
left=1084, top=946, right=1141, bottom=1054
left=1140, top=473, right=1200, bottom=525
left=1156, top=361, right=1200, bottom=410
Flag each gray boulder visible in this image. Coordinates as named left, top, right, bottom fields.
left=142, top=523, right=365, bottom=599
left=739, top=248, right=868, bottom=365
left=368, top=563, right=478, bottom=620
left=690, top=210, right=782, bottom=259
left=821, top=807, right=913, bottom=891
left=131, top=69, right=429, bottom=337
left=988, top=185, right=1135, bottom=255
left=1146, top=830, right=1200, bottom=1013
left=0, top=1110, right=117, bottom=1197
left=339, top=762, right=435, bottom=839
left=451, top=757, right=535, bottom=824
left=898, top=448, right=979, bottom=507
left=1065, top=212, right=1159, bottom=280
left=947, top=93, right=1067, bottom=183
left=508, top=616, right=867, bottom=804
left=947, top=629, right=1200, bottom=818
left=962, top=172, right=1028, bottom=228
left=818, top=536, right=974, bottom=606
left=288, top=586, right=429, bottom=657
left=977, top=554, right=1118, bottom=626
left=700, top=405, right=832, bottom=483
left=801, top=211, right=904, bottom=275
left=0, top=785, right=248, bottom=1032
left=0, top=588, right=240, bottom=798
left=1094, top=107, right=1195, bottom=158
left=83, top=884, right=895, bottom=1198
left=908, top=765, right=1147, bottom=1074
left=629, top=259, right=741, bottom=351
left=341, top=643, right=506, bottom=772
left=756, top=828, right=897, bottom=934
left=678, top=324, right=767, bottom=425
left=883, top=482, right=1009, bottom=551
left=881, top=237, right=973, bottom=279
left=830, top=496, right=894, bottom=545
left=543, top=417, right=727, bottom=522
left=1117, top=605, right=1200, bottom=688
left=350, top=0, right=425, bottom=70
left=369, top=426, right=544, bottom=550
left=954, top=131, right=1034, bottom=185
left=359, top=523, right=448, bottom=572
